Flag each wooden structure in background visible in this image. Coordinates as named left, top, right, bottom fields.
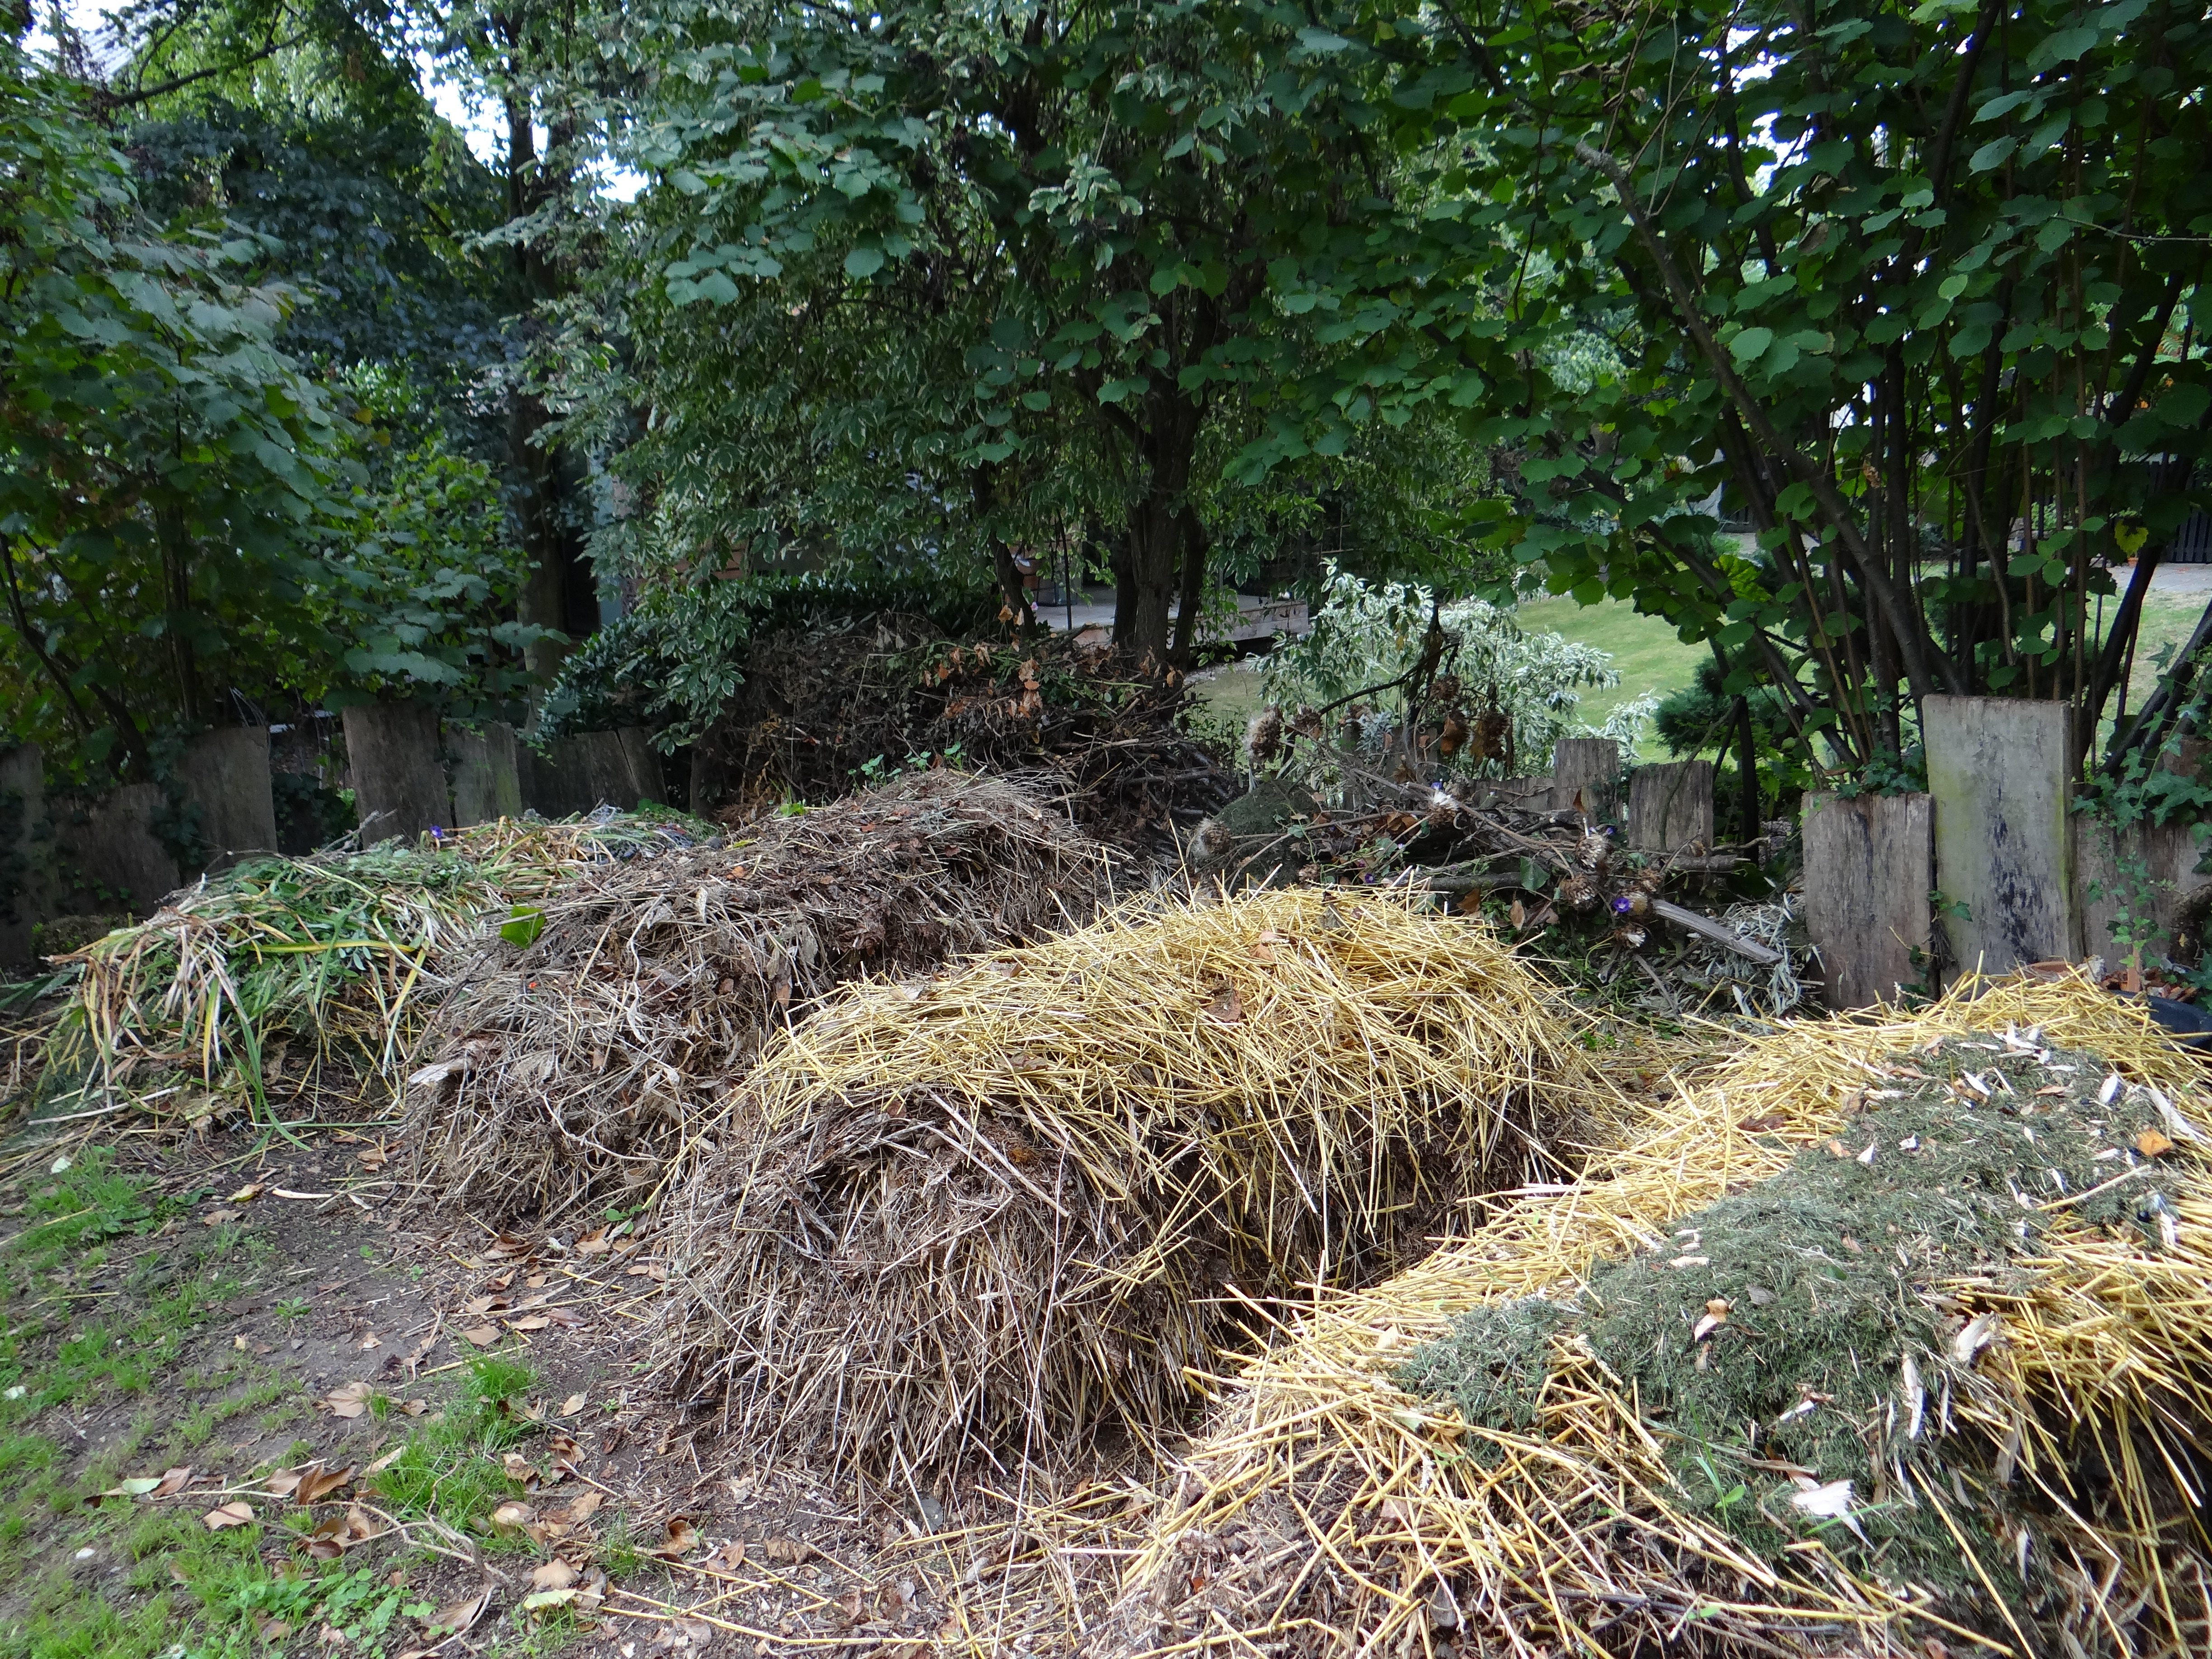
left=1627, top=759, right=1714, bottom=851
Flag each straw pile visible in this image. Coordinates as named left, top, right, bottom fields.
left=403, top=771, right=1117, bottom=1221
left=1093, top=971, right=2212, bottom=1659
left=43, top=813, right=692, bottom=1113
left=652, top=887, right=1603, bottom=1478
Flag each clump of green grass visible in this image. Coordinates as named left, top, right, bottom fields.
left=1397, top=1038, right=2191, bottom=1593
left=370, top=1352, right=541, bottom=1536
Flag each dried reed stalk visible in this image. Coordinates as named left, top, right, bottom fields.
left=653, top=887, right=1604, bottom=1481
left=404, top=771, right=1117, bottom=1221
left=1089, top=971, right=2212, bottom=1659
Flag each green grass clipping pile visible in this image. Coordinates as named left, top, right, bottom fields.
left=1396, top=1034, right=2196, bottom=1603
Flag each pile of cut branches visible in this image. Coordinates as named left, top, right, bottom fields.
left=691, top=619, right=1234, bottom=854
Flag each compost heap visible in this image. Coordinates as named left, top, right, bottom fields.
left=693, top=618, right=1234, bottom=853
left=1094, top=971, right=2212, bottom=1659
left=39, top=812, right=698, bottom=1115
left=652, top=886, right=1603, bottom=1477
left=403, top=771, right=1117, bottom=1220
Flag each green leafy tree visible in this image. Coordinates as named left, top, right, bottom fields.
left=0, top=40, right=352, bottom=778
left=1229, top=0, right=2212, bottom=787
left=619, top=0, right=1450, bottom=665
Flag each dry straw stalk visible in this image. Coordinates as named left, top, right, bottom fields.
left=1091, top=972, right=2212, bottom=1659
left=654, top=886, right=1605, bottom=1480
left=405, top=771, right=1117, bottom=1220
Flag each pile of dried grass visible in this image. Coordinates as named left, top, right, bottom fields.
left=40, top=813, right=694, bottom=1119
left=651, top=887, right=1603, bottom=1479
left=403, top=771, right=1117, bottom=1221
left=1091, top=971, right=2212, bottom=1659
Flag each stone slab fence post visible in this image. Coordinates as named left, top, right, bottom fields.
left=1923, top=696, right=2077, bottom=976
left=1626, top=759, right=1715, bottom=852
left=1548, top=738, right=1621, bottom=822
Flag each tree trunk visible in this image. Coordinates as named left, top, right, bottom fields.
left=1168, top=509, right=1209, bottom=668
left=1116, top=385, right=1204, bottom=670
left=1123, top=494, right=1180, bottom=669
left=503, top=94, right=592, bottom=685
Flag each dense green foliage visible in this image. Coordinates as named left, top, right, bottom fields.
left=5, top=0, right=2208, bottom=806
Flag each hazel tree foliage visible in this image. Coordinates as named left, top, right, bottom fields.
left=1227, top=0, right=2212, bottom=782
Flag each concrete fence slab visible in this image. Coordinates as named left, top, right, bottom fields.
left=1627, top=759, right=1715, bottom=852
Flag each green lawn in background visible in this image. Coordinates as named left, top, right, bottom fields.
left=1513, top=593, right=1709, bottom=733
left=1186, top=590, right=1709, bottom=754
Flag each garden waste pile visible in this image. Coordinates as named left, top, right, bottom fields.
left=1083, top=971, right=2212, bottom=1659
left=26, top=810, right=704, bottom=1124
left=651, top=886, right=1603, bottom=1478
left=403, top=769, right=1118, bottom=1220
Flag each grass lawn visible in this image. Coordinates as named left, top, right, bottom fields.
left=1186, top=592, right=1709, bottom=751
left=1511, top=594, right=1709, bottom=731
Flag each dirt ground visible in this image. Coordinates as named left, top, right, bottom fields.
left=0, top=1099, right=1042, bottom=1659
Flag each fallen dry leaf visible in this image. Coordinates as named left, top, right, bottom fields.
left=508, top=1315, right=552, bottom=1332
left=547, top=1431, right=581, bottom=1463
left=461, top=1325, right=500, bottom=1349
left=229, top=1182, right=266, bottom=1202
left=530, top=1558, right=578, bottom=1591
left=399, top=1398, right=429, bottom=1416
left=575, top=1228, right=611, bottom=1256
left=355, top=1146, right=389, bottom=1171
left=648, top=1516, right=701, bottom=1558
left=623, top=1263, right=665, bottom=1282
left=559, top=1392, right=586, bottom=1417
left=557, top=1490, right=602, bottom=1525
left=304, top=1508, right=376, bottom=1560
left=357, top=1332, right=380, bottom=1350
left=263, top=1470, right=303, bottom=1499
left=762, top=1536, right=810, bottom=1564
left=502, top=1452, right=534, bottom=1482
left=362, top=1447, right=405, bottom=1477
left=202, top=1501, right=255, bottom=1531
left=491, top=1501, right=534, bottom=1531
left=150, top=1465, right=192, bottom=1498
left=201, top=1207, right=243, bottom=1227
left=296, top=1464, right=353, bottom=1504
left=2137, top=1128, right=2177, bottom=1159
left=422, top=1589, right=492, bottom=1638
left=323, top=1382, right=375, bottom=1420
left=706, top=1539, right=746, bottom=1572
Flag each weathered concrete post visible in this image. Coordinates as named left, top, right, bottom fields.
left=179, top=726, right=278, bottom=871
left=342, top=702, right=450, bottom=844
left=1626, top=759, right=1715, bottom=851
left=448, top=722, right=525, bottom=826
left=1548, top=738, right=1621, bottom=822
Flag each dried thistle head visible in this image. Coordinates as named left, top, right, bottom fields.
left=1189, top=818, right=1235, bottom=862
left=1559, top=873, right=1600, bottom=910
left=1245, top=708, right=1284, bottom=767
left=1577, top=830, right=1612, bottom=871
left=1288, top=705, right=1323, bottom=741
